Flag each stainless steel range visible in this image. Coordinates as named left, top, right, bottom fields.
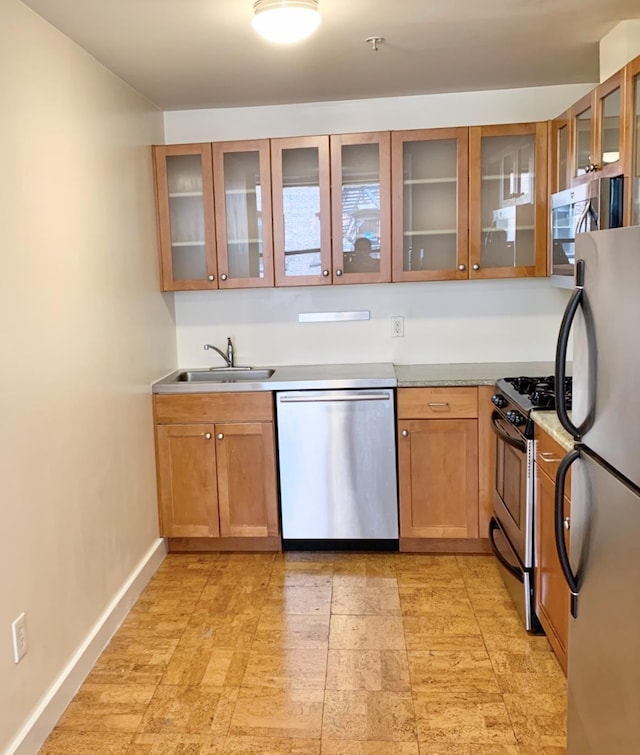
left=488, top=375, right=572, bottom=632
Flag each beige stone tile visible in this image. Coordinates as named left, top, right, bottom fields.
left=85, top=636, right=179, bottom=685
left=502, top=693, right=567, bottom=747
left=417, top=745, right=519, bottom=754
left=399, top=587, right=476, bottom=619
left=222, top=736, right=321, bottom=753
left=321, top=741, right=419, bottom=754
left=326, top=649, right=411, bottom=692
left=329, top=616, right=406, bottom=651
left=489, top=649, right=565, bottom=677
left=269, top=571, right=334, bottom=589
left=241, top=647, right=328, bottom=688
left=253, top=612, right=330, bottom=649
left=331, top=582, right=401, bottom=615
left=261, top=584, right=333, bottom=615
left=161, top=646, right=249, bottom=687
left=228, top=687, right=324, bottom=738
left=39, top=731, right=133, bottom=753
left=138, top=685, right=238, bottom=735
left=333, top=554, right=397, bottom=578
left=116, top=612, right=191, bottom=641
left=55, top=683, right=157, bottom=733
left=407, top=650, right=500, bottom=694
left=127, top=595, right=200, bottom=617
left=322, top=690, right=416, bottom=741
left=127, top=733, right=225, bottom=753
left=180, top=610, right=260, bottom=650
left=517, top=747, right=567, bottom=755
left=402, top=615, right=485, bottom=652
left=413, top=690, right=517, bottom=746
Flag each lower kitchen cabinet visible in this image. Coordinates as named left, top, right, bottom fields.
left=153, top=392, right=279, bottom=550
left=535, top=426, right=571, bottom=674
left=398, top=387, right=486, bottom=552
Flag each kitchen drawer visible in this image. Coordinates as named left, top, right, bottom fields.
left=535, top=427, right=570, bottom=483
left=153, top=392, right=273, bottom=424
left=397, top=387, right=478, bottom=419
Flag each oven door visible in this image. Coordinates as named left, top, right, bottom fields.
left=491, top=410, right=533, bottom=568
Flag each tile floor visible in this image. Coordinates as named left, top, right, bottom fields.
left=39, top=552, right=567, bottom=754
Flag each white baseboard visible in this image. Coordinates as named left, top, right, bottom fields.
left=7, top=538, right=168, bottom=755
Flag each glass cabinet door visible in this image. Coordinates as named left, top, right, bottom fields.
left=391, top=128, right=468, bottom=281
left=153, top=144, right=217, bottom=291
left=212, top=140, right=273, bottom=288
left=595, top=71, right=624, bottom=179
left=330, top=132, right=391, bottom=283
left=628, top=57, right=640, bottom=225
left=271, top=136, right=331, bottom=286
left=469, top=123, right=548, bottom=278
left=550, top=111, right=571, bottom=194
left=573, top=94, right=594, bottom=179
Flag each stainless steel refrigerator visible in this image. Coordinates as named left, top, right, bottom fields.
left=555, top=226, right=640, bottom=754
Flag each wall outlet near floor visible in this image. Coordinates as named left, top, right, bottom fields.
left=391, top=316, right=404, bottom=337
left=11, top=612, right=28, bottom=663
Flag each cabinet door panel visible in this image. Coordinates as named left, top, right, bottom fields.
left=626, top=56, right=640, bottom=226
left=216, top=422, right=278, bottom=538
left=399, top=419, right=479, bottom=539
left=156, top=424, right=219, bottom=537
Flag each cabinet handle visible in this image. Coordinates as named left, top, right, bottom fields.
left=401, top=429, right=409, bottom=438
left=458, top=264, right=466, bottom=271
left=428, top=402, right=450, bottom=408
left=335, top=269, right=343, bottom=277
left=564, top=516, right=571, bottom=531
left=207, top=274, right=215, bottom=281
left=322, top=269, right=330, bottom=277
left=220, top=273, right=228, bottom=281
left=217, top=433, right=224, bottom=440
left=204, top=432, right=212, bottom=440
left=472, top=264, right=480, bottom=271
left=539, top=452, right=562, bottom=463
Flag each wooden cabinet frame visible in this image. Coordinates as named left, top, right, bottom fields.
left=623, top=55, right=640, bottom=226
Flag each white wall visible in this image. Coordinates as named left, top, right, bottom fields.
left=165, top=84, right=588, bottom=367
left=0, top=1, right=176, bottom=751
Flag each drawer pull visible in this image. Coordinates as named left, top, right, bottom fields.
left=539, top=452, right=562, bottom=463
left=428, top=402, right=450, bottom=408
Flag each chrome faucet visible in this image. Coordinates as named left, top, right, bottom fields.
left=204, top=337, right=234, bottom=367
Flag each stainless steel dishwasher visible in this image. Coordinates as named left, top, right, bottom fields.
left=276, top=389, right=398, bottom=546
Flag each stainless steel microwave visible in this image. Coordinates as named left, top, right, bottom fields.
left=550, top=176, right=624, bottom=288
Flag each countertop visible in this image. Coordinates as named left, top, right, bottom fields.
left=152, top=360, right=559, bottom=395
left=531, top=411, right=574, bottom=451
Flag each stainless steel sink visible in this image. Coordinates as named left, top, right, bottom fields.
left=176, top=368, right=275, bottom=383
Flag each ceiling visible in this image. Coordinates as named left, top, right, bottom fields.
left=21, top=0, right=640, bottom=111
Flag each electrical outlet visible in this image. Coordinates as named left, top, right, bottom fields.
left=391, top=316, right=404, bottom=337
left=11, top=613, right=27, bottom=663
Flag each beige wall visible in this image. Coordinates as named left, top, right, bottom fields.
left=0, top=1, right=176, bottom=750
left=165, top=83, right=591, bottom=368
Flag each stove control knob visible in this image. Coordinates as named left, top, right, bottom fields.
left=491, top=394, right=507, bottom=408
left=506, top=410, right=525, bottom=426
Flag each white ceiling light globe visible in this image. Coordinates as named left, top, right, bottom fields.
left=252, top=0, right=321, bottom=44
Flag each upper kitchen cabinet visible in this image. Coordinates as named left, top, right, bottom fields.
left=391, top=128, right=469, bottom=282
left=570, top=71, right=625, bottom=184
left=271, top=135, right=332, bottom=286
left=330, top=132, right=392, bottom=284
left=153, top=144, right=218, bottom=291
left=549, top=108, right=572, bottom=195
left=212, top=140, right=274, bottom=288
left=469, top=123, right=548, bottom=278
left=624, top=55, right=640, bottom=226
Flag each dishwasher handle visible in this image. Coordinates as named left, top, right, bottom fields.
left=278, top=392, right=392, bottom=404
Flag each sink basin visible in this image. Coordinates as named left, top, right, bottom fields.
left=176, top=368, right=275, bottom=383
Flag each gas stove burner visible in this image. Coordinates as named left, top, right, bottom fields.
left=498, top=374, right=573, bottom=415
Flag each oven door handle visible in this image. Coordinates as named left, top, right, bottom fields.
left=490, top=411, right=527, bottom=453
left=488, top=518, right=524, bottom=583
left=555, top=448, right=580, bottom=618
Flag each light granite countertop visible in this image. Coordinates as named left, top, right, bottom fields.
left=394, top=362, right=557, bottom=387
left=531, top=411, right=574, bottom=451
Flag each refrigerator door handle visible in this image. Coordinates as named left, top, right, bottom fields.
left=489, top=518, right=524, bottom=583
left=555, top=448, right=580, bottom=618
left=555, top=259, right=584, bottom=439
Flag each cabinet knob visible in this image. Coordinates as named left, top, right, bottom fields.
left=207, top=274, right=215, bottom=281
left=472, top=264, right=480, bottom=271
left=458, top=264, right=466, bottom=271
left=204, top=432, right=212, bottom=440
left=322, top=269, right=330, bottom=277
left=220, top=273, right=228, bottom=281
left=564, top=516, right=571, bottom=531
left=217, top=433, right=224, bottom=440
left=401, top=429, right=409, bottom=438
left=335, top=269, right=343, bottom=277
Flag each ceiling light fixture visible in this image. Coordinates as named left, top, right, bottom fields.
left=252, top=0, right=321, bottom=44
